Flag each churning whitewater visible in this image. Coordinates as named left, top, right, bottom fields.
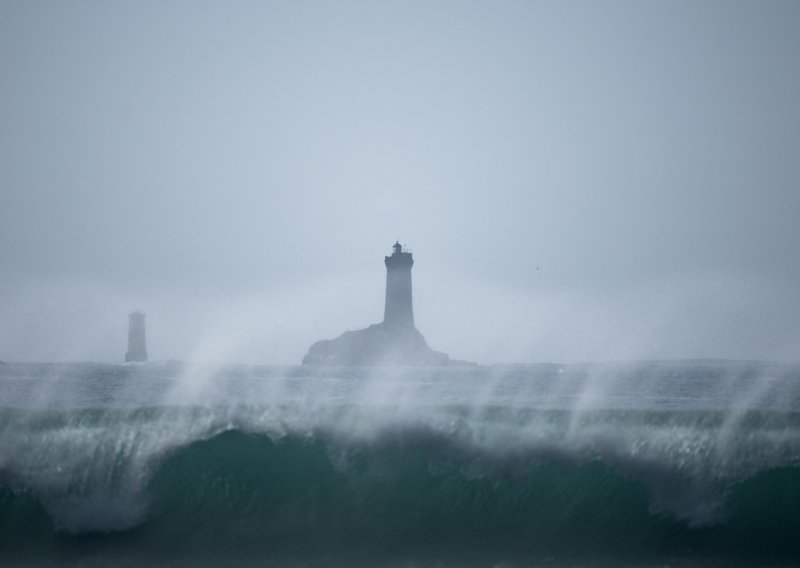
left=1, top=361, right=800, bottom=566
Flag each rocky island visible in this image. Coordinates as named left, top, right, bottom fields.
left=302, top=242, right=466, bottom=366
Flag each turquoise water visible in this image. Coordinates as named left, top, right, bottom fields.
left=1, top=361, right=799, bottom=566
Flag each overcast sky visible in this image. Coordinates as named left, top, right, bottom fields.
left=1, top=1, right=799, bottom=364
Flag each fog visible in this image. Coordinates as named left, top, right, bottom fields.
left=1, top=1, right=799, bottom=364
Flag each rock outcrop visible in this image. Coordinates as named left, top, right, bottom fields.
left=302, top=323, right=451, bottom=367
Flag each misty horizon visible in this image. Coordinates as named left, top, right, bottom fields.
left=2, top=1, right=799, bottom=365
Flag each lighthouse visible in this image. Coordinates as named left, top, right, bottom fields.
left=384, top=241, right=415, bottom=327
left=125, top=311, right=148, bottom=362
left=302, top=241, right=468, bottom=366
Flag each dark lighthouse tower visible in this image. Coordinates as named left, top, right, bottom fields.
left=125, top=311, right=148, bottom=362
left=384, top=241, right=414, bottom=327
left=302, top=241, right=465, bottom=366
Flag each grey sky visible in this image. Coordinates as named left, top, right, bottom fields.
left=1, top=1, right=799, bottom=364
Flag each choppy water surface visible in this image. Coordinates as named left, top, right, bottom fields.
left=1, top=361, right=799, bottom=567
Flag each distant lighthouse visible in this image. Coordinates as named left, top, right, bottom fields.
left=303, top=241, right=466, bottom=366
left=384, top=241, right=415, bottom=327
left=125, top=311, right=148, bottom=363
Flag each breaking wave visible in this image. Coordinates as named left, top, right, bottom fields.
left=2, top=404, right=800, bottom=563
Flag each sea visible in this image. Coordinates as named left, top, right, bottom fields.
left=1, top=360, right=799, bottom=567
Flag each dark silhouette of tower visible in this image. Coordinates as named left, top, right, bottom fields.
left=384, top=241, right=414, bottom=327
left=125, top=311, right=148, bottom=362
left=303, top=241, right=467, bottom=366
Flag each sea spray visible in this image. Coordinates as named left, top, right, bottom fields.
left=1, top=361, right=800, bottom=565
